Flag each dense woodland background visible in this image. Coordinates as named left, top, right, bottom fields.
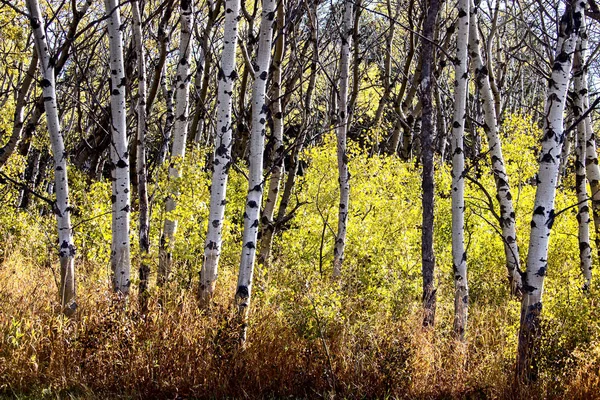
left=1, top=0, right=600, bottom=397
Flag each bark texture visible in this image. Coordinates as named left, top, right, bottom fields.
left=420, top=0, right=442, bottom=328
left=451, top=0, right=469, bottom=340
left=132, top=0, right=150, bottom=309
left=106, top=0, right=131, bottom=294
left=158, top=0, right=194, bottom=287
left=199, top=0, right=242, bottom=304
left=333, top=0, right=354, bottom=277
left=469, top=1, right=523, bottom=295
left=236, top=0, right=276, bottom=344
left=516, top=1, right=583, bottom=382
left=27, top=0, right=77, bottom=315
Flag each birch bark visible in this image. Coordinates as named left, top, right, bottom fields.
left=332, top=0, right=354, bottom=277
left=451, top=0, right=469, bottom=340
left=105, top=0, right=131, bottom=294
left=158, top=0, right=194, bottom=286
left=199, top=0, right=242, bottom=304
left=469, top=1, right=523, bottom=295
left=258, top=0, right=285, bottom=265
left=236, top=0, right=276, bottom=343
left=516, top=1, right=583, bottom=381
left=26, top=0, right=76, bottom=314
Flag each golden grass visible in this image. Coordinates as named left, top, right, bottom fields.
left=1, top=250, right=599, bottom=399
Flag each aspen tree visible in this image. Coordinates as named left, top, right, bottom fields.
left=516, top=0, right=583, bottom=381
left=199, top=0, right=242, bottom=304
left=26, top=0, right=77, bottom=314
left=105, top=0, right=131, bottom=294
left=579, top=13, right=600, bottom=284
left=236, top=0, right=276, bottom=343
left=451, top=0, right=469, bottom=340
left=333, top=0, right=354, bottom=277
left=132, top=0, right=150, bottom=308
left=420, top=0, right=442, bottom=327
left=573, top=36, right=592, bottom=290
left=259, top=0, right=285, bottom=266
left=158, top=0, right=194, bottom=286
left=469, top=1, right=522, bottom=295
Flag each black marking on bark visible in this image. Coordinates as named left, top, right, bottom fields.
left=245, top=241, right=255, bottom=249
left=116, top=159, right=128, bottom=168
left=236, top=285, right=249, bottom=298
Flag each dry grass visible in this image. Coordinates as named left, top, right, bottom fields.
left=1, top=251, right=599, bottom=400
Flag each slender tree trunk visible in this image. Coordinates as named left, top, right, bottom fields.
left=332, top=0, right=354, bottom=277
left=578, top=15, right=600, bottom=285
left=573, top=41, right=592, bottom=290
left=572, top=17, right=593, bottom=290
left=132, top=0, right=150, bottom=310
left=105, top=0, right=132, bottom=295
left=158, top=0, right=194, bottom=287
left=259, top=0, right=319, bottom=263
left=236, top=0, right=276, bottom=344
left=469, top=1, right=522, bottom=295
left=26, top=0, right=76, bottom=315
left=199, top=0, right=242, bottom=305
left=420, top=0, right=441, bottom=327
left=258, top=0, right=285, bottom=266
left=516, top=1, right=583, bottom=382
left=451, top=0, right=469, bottom=340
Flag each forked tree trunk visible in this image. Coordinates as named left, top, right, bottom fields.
left=158, top=0, right=194, bottom=287
left=132, top=0, right=150, bottom=310
left=105, top=0, right=131, bottom=294
left=420, top=0, right=441, bottom=327
left=236, top=0, right=276, bottom=344
left=332, top=0, right=354, bottom=277
left=516, top=1, right=583, bottom=382
left=199, top=0, right=242, bottom=305
left=26, top=0, right=77, bottom=315
left=469, top=1, right=522, bottom=295
left=451, top=0, right=469, bottom=340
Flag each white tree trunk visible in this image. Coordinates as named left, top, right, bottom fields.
left=132, top=0, right=150, bottom=308
left=573, top=16, right=593, bottom=290
left=516, top=1, right=583, bottom=381
left=333, top=1, right=354, bottom=277
left=469, top=2, right=522, bottom=295
left=105, top=0, right=131, bottom=294
left=27, top=0, right=77, bottom=315
left=199, top=0, right=242, bottom=304
left=451, top=0, right=469, bottom=340
left=258, top=1, right=285, bottom=265
left=158, top=0, right=194, bottom=286
left=236, top=0, right=276, bottom=343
